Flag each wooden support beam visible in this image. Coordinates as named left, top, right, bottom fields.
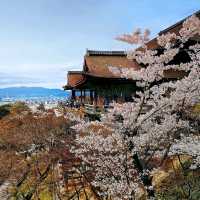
left=90, top=90, right=94, bottom=105
left=71, top=90, right=76, bottom=100
left=104, top=96, right=109, bottom=106
left=94, top=90, right=98, bottom=106
left=80, top=90, right=83, bottom=103
left=83, top=90, right=86, bottom=101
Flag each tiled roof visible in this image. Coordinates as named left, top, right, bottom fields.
left=159, top=10, right=200, bottom=35
left=83, top=51, right=140, bottom=78
left=64, top=51, right=139, bottom=89
left=144, top=10, right=200, bottom=50
left=64, top=71, right=86, bottom=89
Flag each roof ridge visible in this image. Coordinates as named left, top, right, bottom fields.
left=86, top=49, right=127, bottom=56
left=68, top=71, right=83, bottom=74
left=159, top=10, right=200, bottom=35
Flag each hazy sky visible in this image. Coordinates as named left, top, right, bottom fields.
left=0, top=0, right=199, bottom=89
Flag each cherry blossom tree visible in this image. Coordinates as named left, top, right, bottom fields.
left=72, top=14, right=200, bottom=199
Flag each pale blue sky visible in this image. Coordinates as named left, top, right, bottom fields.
left=0, top=0, right=199, bottom=88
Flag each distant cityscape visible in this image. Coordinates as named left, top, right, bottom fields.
left=0, top=87, right=70, bottom=108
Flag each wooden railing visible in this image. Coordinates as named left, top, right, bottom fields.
left=84, top=104, right=101, bottom=115
left=84, top=103, right=151, bottom=116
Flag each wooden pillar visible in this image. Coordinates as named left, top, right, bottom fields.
left=104, top=96, right=106, bottom=106
left=83, top=90, right=86, bottom=102
left=71, top=90, right=75, bottom=100
left=80, top=90, right=83, bottom=103
left=90, top=90, right=94, bottom=104
left=104, top=96, right=109, bottom=106
left=94, top=90, right=98, bottom=106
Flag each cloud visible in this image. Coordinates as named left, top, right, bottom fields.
left=0, top=73, right=43, bottom=87
left=0, top=62, right=81, bottom=89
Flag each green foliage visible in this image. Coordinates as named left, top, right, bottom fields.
left=10, top=165, right=54, bottom=200
left=155, top=170, right=200, bottom=200
left=38, top=189, right=53, bottom=200
left=0, top=104, right=11, bottom=119
left=193, top=103, right=200, bottom=114
left=10, top=101, right=30, bottom=114
left=0, top=102, right=31, bottom=118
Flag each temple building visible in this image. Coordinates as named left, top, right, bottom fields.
left=64, top=50, right=140, bottom=107
left=64, top=10, right=200, bottom=108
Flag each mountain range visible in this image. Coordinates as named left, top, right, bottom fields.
left=0, top=87, right=70, bottom=99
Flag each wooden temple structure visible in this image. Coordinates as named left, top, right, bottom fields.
left=64, top=10, right=200, bottom=108
left=64, top=50, right=140, bottom=107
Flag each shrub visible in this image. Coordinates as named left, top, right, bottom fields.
left=0, top=104, right=11, bottom=119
